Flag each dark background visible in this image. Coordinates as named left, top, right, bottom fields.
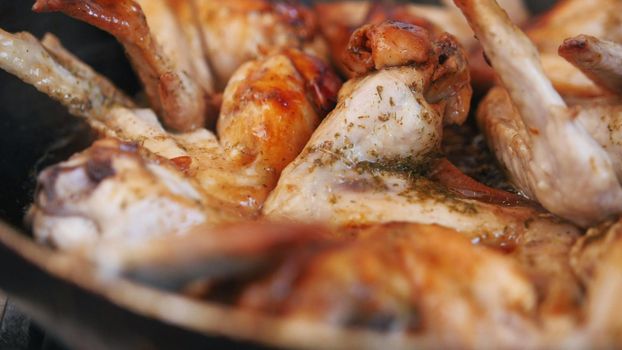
left=0, top=1, right=557, bottom=349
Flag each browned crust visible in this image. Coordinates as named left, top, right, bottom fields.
left=33, top=0, right=208, bottom=132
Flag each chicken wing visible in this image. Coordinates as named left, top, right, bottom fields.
left=0, top=29, right=133, bottom=119
left=559, top=35, right=622, bottom=96
left=526, top=0, right=622, bottom=97
left=33, top=0, right=214, bottom=132
left=455, top=0, right=622, bottom=227
left=263, top=21, right=583, bottom=324
left=568, top=219, right=622, bottom=346
left=264, top=20, right=511, bottom=233
left=315, top=0, right=527, bottom=78
left=0, top=28, right=340, bottom=247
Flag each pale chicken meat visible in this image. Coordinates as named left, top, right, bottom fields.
left=0, top=28, right=339, bottom=248
left=29, top=138, right=236, bottom=250
left=455, top=0, right=622, bottom=227
left=567, top=219, right=622, bottom=347
left=34, top=0, right=333, bottom=129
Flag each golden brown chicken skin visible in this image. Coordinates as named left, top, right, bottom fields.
left=33, top=0, right=213, bottom=131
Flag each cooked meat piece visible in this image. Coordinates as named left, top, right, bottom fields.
left=456, top=0, right=622, bottom=227
left=526, top=0, right=622, bottom=98
left=33, top=0, right=213, bottom=131
left=537, top=53, right=604, bottom=98
left=527, top=0, right=622, bottom=54
left=28, top=138, right=235, bottom=250
left=0, top=29, right=133, bottom=117
left=570, top=220, right=622, bottom=285
left=559, top=35, right=622, bottom=95
left=263, top=22, right=582, bottom=323
left=83, top=220, right=327, bottom=290
left=0, top=28, right=340, bottom=247
left=315, top=0, right=527, bottom=78
left=315, top=1, right=462, bottom=78
left=263, top=21, right=506, bottom=231
left=194, top=0, right=328, bottom=89
left=237, top=222, right=540, bottom=348
left=568, top=218, right=622, bottom=347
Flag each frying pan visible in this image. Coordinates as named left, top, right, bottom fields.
left=0, top=1, right=557, bottom=349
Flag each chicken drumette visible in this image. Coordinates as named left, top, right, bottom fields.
left=457, top=0, right=622, bottom=227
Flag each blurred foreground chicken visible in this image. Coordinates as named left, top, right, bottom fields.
left=456, top=0, right=622, bottom=227
left=0, top=27, right=339, bottom=249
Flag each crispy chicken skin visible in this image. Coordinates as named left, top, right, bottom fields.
left=0, top=28, right=339, bottom=247
left=237, top=223, right=539, bottom=348
left=315, top=2, right=463, bottom=78
left=33, top=0, right=331, bottom=129
left=456, top=0, right=622, bottom=227
left=33, top=0, right=213, bottom=131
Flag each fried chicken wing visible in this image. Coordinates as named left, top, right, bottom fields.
left=567, top=219, right=622, bottom=346
left=84, top=220, right=327, bottom=290
left=0, top=28, right=339, bottom=247
left=29, top=139, right=235, bottom=250
left=559, top=35, right=622, bottom=96
left=315, top=0, right=527, bottom=78
left=526, top=0, right=622, bottom=98
left=33, top=0, right=214, bottom=131
left=264, top=21, right=507, bottom=232
left=0, top=29, right=133, bottom=119
left=456, top=0, right=622, bottom=227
